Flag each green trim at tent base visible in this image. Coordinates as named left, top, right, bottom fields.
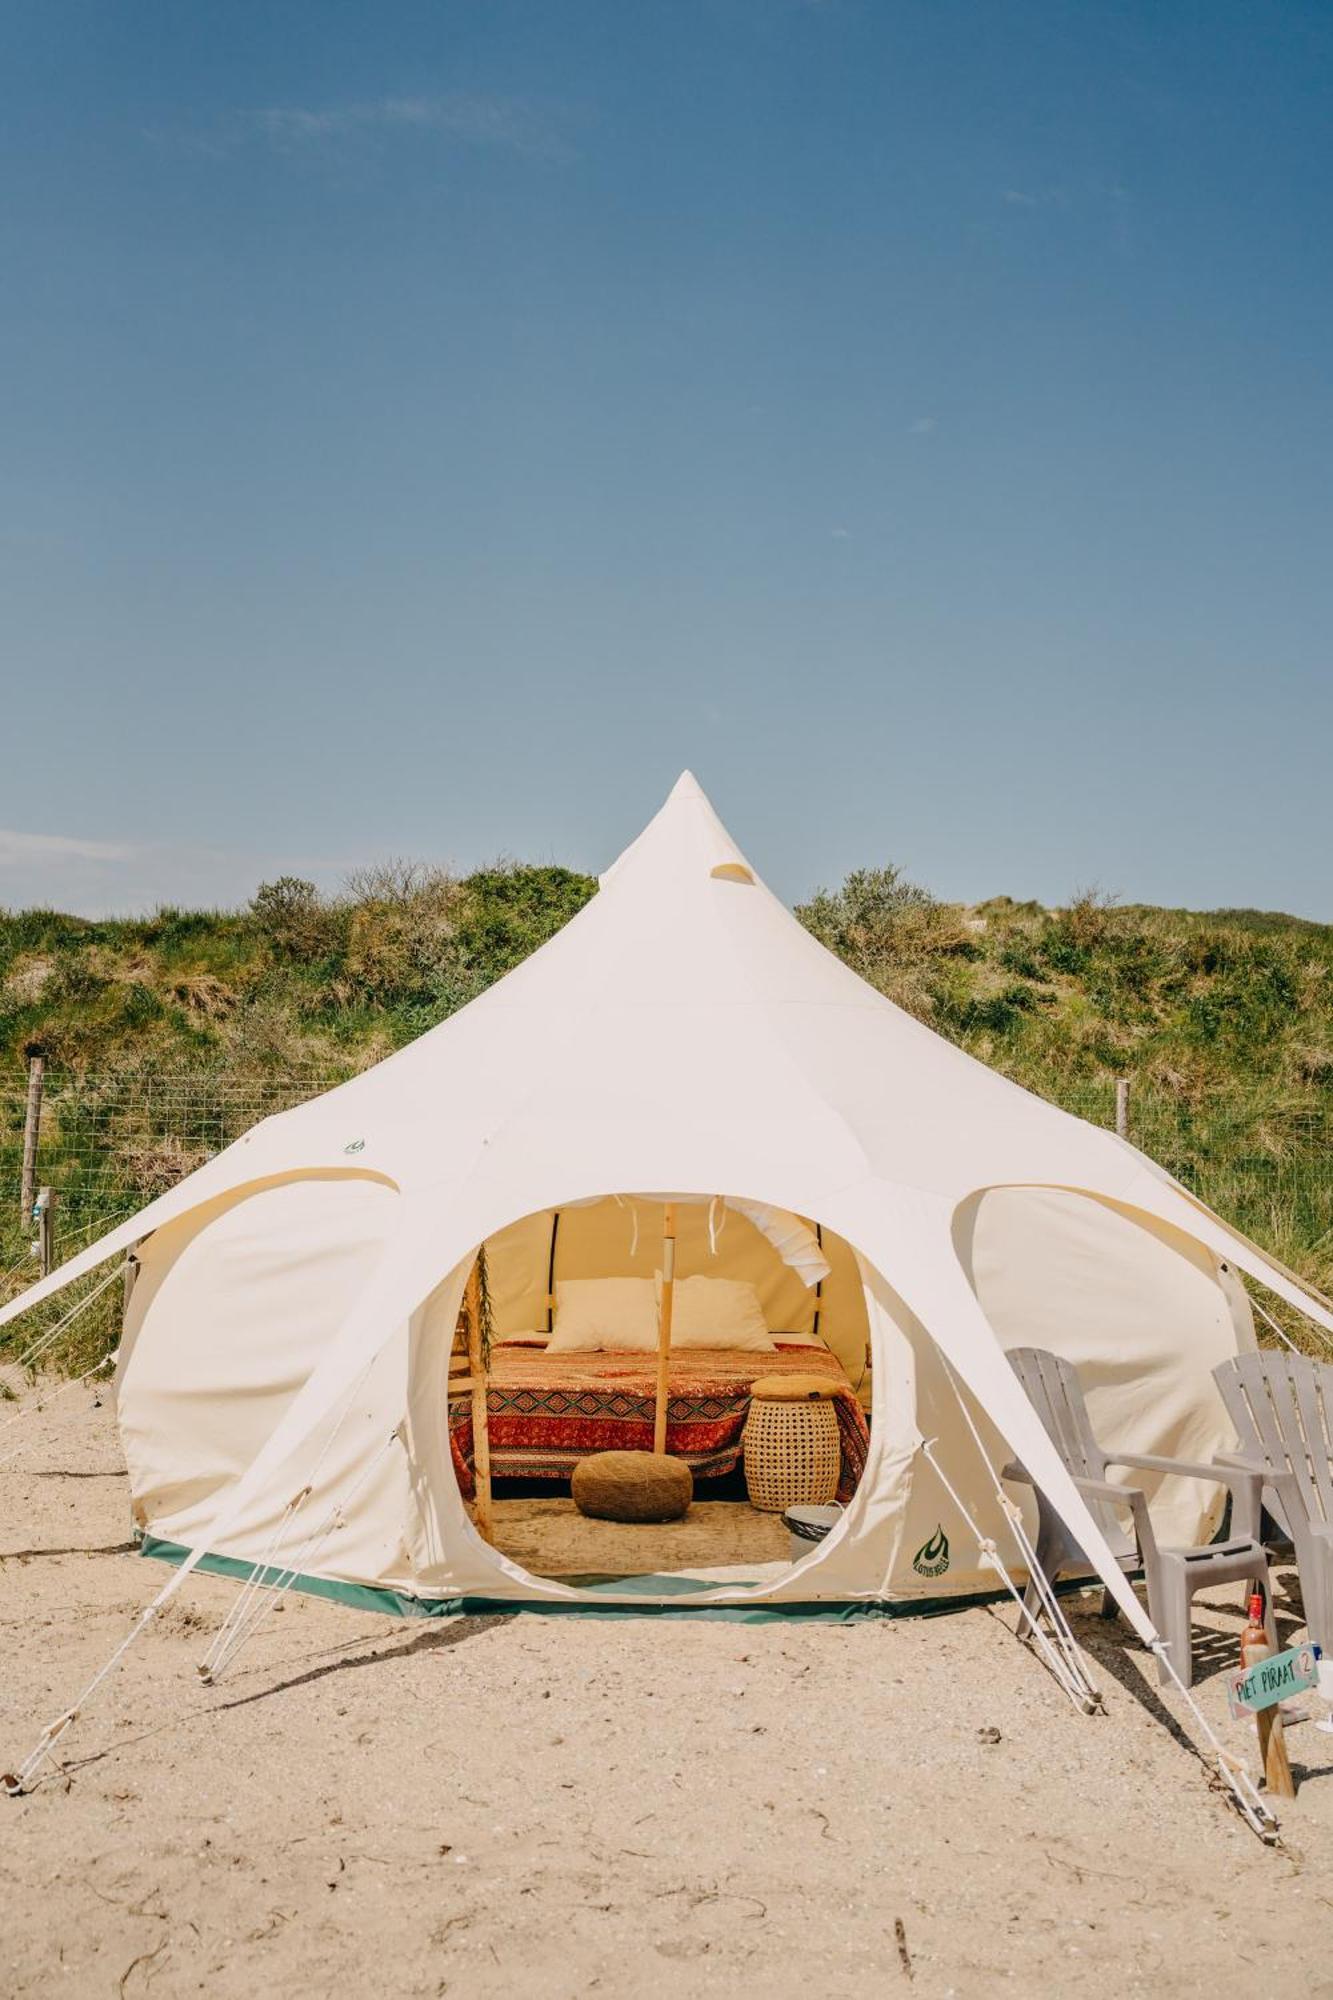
left=139, top=1535, right=1114, bottom=1625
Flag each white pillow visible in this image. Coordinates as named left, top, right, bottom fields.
left=771, top=1327, right=828, bottom=1349
left=547, top=1277, right=658, bottom=1353
left=654, top=1273, right=775, bottom=1351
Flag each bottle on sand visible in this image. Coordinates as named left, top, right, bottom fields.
left=1240, top=1592, right=1267, bottom=1664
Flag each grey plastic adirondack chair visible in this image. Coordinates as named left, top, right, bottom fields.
left=1004, top=1347, right=1270, bottom=1687
left=1213, top=1349, right=1333, bottom=1652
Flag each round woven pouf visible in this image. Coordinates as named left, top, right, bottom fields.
left=571, top=1450, right=693, bottom=1523
left=743, top=1375, right=841, bottom=1513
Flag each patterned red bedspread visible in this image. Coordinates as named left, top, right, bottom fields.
left=449, top=1342, right=869, bottom=1503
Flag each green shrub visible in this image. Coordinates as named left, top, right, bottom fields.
left=248, top=878, right=350, bottom=964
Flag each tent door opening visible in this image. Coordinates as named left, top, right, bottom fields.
left=441, top=1194, right=873, bottom=1590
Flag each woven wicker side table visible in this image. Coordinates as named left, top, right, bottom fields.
left=743, top=1374, right=841, bottom=1512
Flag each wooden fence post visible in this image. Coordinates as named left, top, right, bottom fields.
left=1115, top=1076, right=1130, bottom=1141
left=19, top=1047, right=45, bottom=1227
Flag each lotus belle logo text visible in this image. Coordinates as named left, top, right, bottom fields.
left=912, top=1525, right=950, bottom=1578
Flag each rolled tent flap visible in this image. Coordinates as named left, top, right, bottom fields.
left=848, top=1183, right=1157, bottom=1641
left=726, top=1199, right=831, bottom=1286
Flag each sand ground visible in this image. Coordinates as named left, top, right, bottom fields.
left=3, top=1389, right=1332, bottom=2000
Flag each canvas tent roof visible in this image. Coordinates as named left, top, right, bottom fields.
left=3, top=773, right=1331, bottom=1641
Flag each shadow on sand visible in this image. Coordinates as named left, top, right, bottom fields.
left=0, top=1539, right=139, bottom=1561
left=213, top=1612, right=513, bottom=1712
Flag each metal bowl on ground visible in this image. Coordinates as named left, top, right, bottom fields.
left=782, top=1502, right=843, bottom=1562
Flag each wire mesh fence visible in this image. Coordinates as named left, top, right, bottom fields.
left=1, top=1060, right=1330, bottom=1364
left=1057, top=1080, right=1333, bottom=1281
left=0, top=1062, right=351, bottom=1239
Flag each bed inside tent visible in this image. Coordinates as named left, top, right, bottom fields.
left=436, top=1194, right=873, bottom=1589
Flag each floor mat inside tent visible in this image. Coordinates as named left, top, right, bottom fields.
left=489, top=1496, right=792, bottom=1583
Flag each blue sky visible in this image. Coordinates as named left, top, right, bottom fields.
left=2, top=1, right=1331, bottom=917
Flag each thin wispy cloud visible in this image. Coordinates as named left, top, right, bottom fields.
left=149, top=92, right=575, bottom=165
left=0, top=831, right=358, bottom=917
left=907, top=416, right=937, bottom=435
left=0, top=829, right=133, bottom=868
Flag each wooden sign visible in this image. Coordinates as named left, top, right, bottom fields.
left=1227, top=1642, right=1319, bottom=1719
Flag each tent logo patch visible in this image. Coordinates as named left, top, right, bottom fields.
left=343, top=1139, right=365, bottom=1154
left=912, top=1526, right=950, bottom=1578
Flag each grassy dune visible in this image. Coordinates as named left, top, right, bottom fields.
left=1, top=860, right=1330, bottom=1361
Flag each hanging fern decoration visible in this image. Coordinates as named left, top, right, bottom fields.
left=455, top=1241, right=495, bottom=1373
left=476, top=1240, right=494, bottom=1373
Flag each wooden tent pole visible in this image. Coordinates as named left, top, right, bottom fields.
left=654, top=1203, right=677, bottom=1455
left=546, top=1210, right=560, bottom=1332
left=464, top=1256, right=493, bottom=1542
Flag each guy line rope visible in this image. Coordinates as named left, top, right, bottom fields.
left=1246, top=1287, right=1333, bottom=1360
left=0, top=1355, right=117, bottom=1468
left=0, top=1225, right=133, bottom=1465
left=935, top=1357, right=1103, bottom=1711
left=0, top=1264, right=123, bottom=1389
left=198, top=1431, right=398, bottom=1685
left=932, top=1361, right=1277, bottom=1843
left=0, top=1249, right=33, bottom=1294
left=3, top=1377, right=397, bottom=1796
left=918, top=1438, right=1101, bottom=1712
left=197, top=1363, right=393, bottom=1684
left=0, top=1204, right=131, bottom=1299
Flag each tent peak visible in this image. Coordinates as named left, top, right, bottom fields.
left=599, top=769, right=752, bottom=891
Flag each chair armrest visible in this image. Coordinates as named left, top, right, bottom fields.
left=1107, top=1451, right=1238, bottom=1483
left=1108, top=1452, right=1264, bottom=1543
left=1087, top=1476, right=1157, bottom=1569
left=1002, top=1463, right=1133, bottom=1511
left=1217, top=1453, right=1322, bottom=1543
left=1069, top=1474, right=1139, bottom=1510
left=1002, top=1462, right=1152, bottom=1568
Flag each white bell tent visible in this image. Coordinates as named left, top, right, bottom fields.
left=4, top=773, right=1331, bottom=1654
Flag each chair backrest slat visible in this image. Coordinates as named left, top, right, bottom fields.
left=1217, top=1355, right=1260, bottom=1459
left=1293, top=1360, right=1333, bottom=1526
left=1243, top=1353, right=1286, bottom=1463
left=1027, top=1347, right=1103, bottom=1478
left=1215, top=1350, right=1333, bottom=1529
left=1008, top=1346, right=1127, bottom=1550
